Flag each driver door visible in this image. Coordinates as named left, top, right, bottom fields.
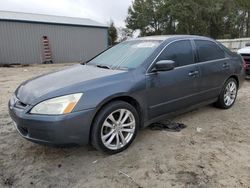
left=146, top=40, right=200, bottom=119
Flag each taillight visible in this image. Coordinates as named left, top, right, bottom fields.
left=242, top=59, right=247, bottom=70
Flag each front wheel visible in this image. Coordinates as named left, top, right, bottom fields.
left=91, top=101, right=139, bottom=154
left=215, top=78, right=238, bottom=109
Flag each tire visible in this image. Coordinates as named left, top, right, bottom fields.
left=91, top=100, right=139, bottom=154
left=215, top=78, right=238, bottom=109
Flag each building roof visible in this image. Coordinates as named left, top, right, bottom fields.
left=0, top=10, right=107, bottom=28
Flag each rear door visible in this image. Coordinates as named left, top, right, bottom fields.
left=146, top=40, right=200, bottom=119
left=193, top=39, right=231, bottom=101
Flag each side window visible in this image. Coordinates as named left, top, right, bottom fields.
left=195, top=40, right=225, bottom=62
left=157, top=40, right=194, bottom=67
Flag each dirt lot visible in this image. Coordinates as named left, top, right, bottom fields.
left=1, top=63, right=250, bottom=188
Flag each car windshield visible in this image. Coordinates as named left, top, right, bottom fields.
left=87, top=40, right=162, bottom=70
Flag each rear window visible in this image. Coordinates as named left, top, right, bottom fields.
left=195, top=40, right=225, bottom=62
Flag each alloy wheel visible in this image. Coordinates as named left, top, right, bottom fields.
left=101, top=109, right=136, bottom=150
left=224, top=81, right=237, bottom=106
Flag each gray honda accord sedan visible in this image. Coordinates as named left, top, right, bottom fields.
left=9, top=35, right=245, bottom=154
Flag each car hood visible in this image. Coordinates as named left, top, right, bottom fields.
left=16, top=64, right=126, bottom=105
left=238, top=47, right=250, bottom=54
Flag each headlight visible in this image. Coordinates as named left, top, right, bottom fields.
left=30, top=93, right=83, bottom=115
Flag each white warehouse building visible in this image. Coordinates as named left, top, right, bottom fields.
left=0, top=11, right=108, bottom=64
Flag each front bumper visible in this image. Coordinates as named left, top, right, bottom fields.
left=8, top=100, right=95, bottom=145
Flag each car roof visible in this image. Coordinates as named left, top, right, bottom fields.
left=129, top=35, right=214, bottom=42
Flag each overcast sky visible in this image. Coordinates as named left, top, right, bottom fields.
left=0, top=0, right=133, bottom=27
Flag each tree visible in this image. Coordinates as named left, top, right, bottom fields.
left=125, top=0, right=250, bottom=39
left=126, top=0, right=167, bottom=36
left=108, top=21, right=118, bottom=46
left=117, top=27, right=133, bottom=42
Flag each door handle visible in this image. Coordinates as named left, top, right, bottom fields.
left=188, top=70, right=199, bottom=77
left=223, top=63, right=230, bottom=69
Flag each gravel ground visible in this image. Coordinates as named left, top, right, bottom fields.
left=1, top=63, right=250, bottom=188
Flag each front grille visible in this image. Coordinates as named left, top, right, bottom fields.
left=14, top=99, right=28, bottom=109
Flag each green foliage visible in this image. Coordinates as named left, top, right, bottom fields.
left=108, top=21, right=118, bottom=45
left=126, top=0, right=250, bottom=39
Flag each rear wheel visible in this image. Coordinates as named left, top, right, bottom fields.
left=91, top=101, right=139, bottom=154
left=215, top=78, right=238, bottom=109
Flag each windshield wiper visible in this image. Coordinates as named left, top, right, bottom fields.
left=96, top=64, right=112, bottom=69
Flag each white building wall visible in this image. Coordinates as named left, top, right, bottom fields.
left=0, top=21, right=108, bottom=64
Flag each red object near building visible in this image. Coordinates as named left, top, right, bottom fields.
left=42, top=36, right=53, bottom=64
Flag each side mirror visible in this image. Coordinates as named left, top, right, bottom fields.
left=153, top=60, right=176, bottom=72
left=245, top=42, right=250, bottom=47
